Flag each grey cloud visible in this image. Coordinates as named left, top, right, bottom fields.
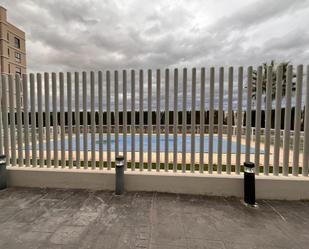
left=1, top=0, right=309, bottom=73
left=212, top=0, right=309, bottom=32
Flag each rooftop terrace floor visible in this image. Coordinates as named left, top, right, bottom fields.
left=0, top=188, right=308, bottom=249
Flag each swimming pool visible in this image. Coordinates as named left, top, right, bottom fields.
left=47, top=134, right=257, bottom=154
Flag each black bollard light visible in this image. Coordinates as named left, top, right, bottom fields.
left=243, top=162, right=257, bottom=207
left=0, top=155, right=7, bottom=190
left=115, top=155, right=125, bottom=195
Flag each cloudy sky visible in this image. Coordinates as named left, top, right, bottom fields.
left=2, top=0, right=309, bottom=73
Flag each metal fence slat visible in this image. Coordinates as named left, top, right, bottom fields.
left=164, top=69, right=169, bottom=171
left=91, top=72, right=96, bottom=169
left=115, top=71, right=119, bottom=158
left=156, top=69, right=160, bottom=172
left=264, top=66, right=272, bottom=175
left=283, top=66, right=293, bottom=176
left=30, top=74, right=37, bottom=167
left=0, top=77, right=2, bottom=156
left=82, top=72, right=88, bottom=169
left=147, top=69, right=152, bottom=171
left=52, top=73, right=58, bottom=168
left=182, top=68, right=187, bottom=173
left=23, top=75, right=30, bottom=167
left=226, top=67, right=233, bottom=174
left=245, top=67, right=253, bottom=163
left=139, top=70, right=144, bottom=170
left=107, top=71, right=112, bottom=169
left=273, top=66, right=283, bottom=176
left=60, top=73, right=66, bottom=168
left=236, top=67, right=243, bottom=174
left=75, top=72, right=80, bottom=168
left=44, top=73, right=51, bottom=167
left=303, top=65, right=309, bottom=176
left=217, top=67, right=224, bottom=174
left=173, top=69, right=179, bottom=172
left=67, top=72, right=73, bottom=168
left=208, top=67, right=214, bottom=173
left=15, top=75, right=23, bottom=167
left=292, top=65, right=303, bottom=176
left=98, top=71, right=104, bottom=170
left=254, top=66, right=263, bottom=175
left=123, top=70, right=128, bottom=169
left=37, top=74, right=44, bottom=167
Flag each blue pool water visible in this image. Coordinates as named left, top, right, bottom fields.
left=47, top=134, right=257, bottom=154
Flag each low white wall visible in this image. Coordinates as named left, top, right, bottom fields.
left=6, top=166, right=309, bottom=200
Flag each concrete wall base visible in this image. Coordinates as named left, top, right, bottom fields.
left=6, top=166, right=309, bottom=200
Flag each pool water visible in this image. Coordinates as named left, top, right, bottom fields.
left=48, top=134, right=257, bottom=154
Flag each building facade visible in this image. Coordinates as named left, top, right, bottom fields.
left=0, top=6, right=26, bottom=75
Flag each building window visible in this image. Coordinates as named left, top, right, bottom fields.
left=15, top=52, right=21, bottom=63
left=8, top=64, right=11, bottom=74
left=16, top=67, right=22, bottom=76
left=7, top=32, right=9, bottom=41
left=14, top=37, right=20, bottom=49
left=8, top=48, right=10, bottom=57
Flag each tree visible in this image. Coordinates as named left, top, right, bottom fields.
left=251, top=60, right=296, bottom=103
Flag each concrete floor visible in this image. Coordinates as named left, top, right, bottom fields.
left=0, top=188, right=308, bottom=249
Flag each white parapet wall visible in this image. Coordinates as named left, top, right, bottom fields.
left=6, top=166, right=309, bottom=200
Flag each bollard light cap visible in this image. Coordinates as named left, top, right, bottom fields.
left=0, top=155, right=6, bottom=164
left=244, top=162, right=255, bottom=169
left=116, top=155, right=124, bottom=162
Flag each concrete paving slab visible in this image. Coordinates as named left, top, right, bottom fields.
left=0, top=187, right=308, bottom=249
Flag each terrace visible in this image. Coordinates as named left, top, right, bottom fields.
left=0, top=187, right=309, bottom=249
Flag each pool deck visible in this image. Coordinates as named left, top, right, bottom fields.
left=11, top=133, right=304, bottom=171
left=0, top=187, right=308, bottom=249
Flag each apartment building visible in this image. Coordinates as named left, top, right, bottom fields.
left=0, top=6, right=26, bottom=75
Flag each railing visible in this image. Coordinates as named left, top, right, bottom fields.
left=0, top=65, right=308, bottom=177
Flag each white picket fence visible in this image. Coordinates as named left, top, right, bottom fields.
left=0, top=65, right=308, bottom=176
